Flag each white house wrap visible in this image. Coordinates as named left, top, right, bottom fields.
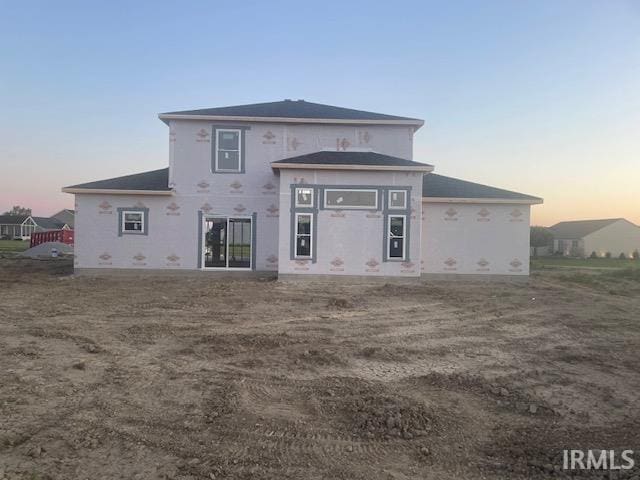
left=63, top=100, right=542, bottom=278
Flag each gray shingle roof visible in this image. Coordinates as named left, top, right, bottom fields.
left=272, top=151, right=432, bottom=169
left=550, top=218, right=624, bottom=239
left=422, top=173, right=542, bottom=202
left=65, top=168, right=170, bottom=191
left=162, top=100, right=421, bottom=122
left=0, top=215, right=29, bottom=225
left=32, top=217, right=67, bottom=230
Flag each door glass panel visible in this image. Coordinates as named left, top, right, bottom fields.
left=205, top=218, right=227, bottom=268
left=228, top=218, right=251, bottom=268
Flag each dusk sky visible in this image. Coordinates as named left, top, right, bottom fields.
left=1, top=0, right=638, bottom=226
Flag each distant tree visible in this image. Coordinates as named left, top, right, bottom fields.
left=590, top=251, right=598, bottom=259
left=530, top=226, right=554, bottom=247
left=633, top=249, right=640, bottom=260
left=3, top=205, right=32, bottom=216
left=605, top=252, right=612, bottom=258
left=619, top=252, right=627, bottom=260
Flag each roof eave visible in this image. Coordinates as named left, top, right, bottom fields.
left=271, top=163, right=434, bottom=172
left=422, top=196, right=543, bottom=205
left=62, top=188, right=173, bottom=196
left=158, top=113, right=424, bottom=128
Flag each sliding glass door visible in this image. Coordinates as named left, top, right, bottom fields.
left=204, top=217, right=252, bottom=269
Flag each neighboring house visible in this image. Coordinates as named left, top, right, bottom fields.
left=51, top=209, right=75, bottom=228
left=32, top=217, right=70, bottom=232
left=550, top=218, right=640, bottom=258
left=0, top=215, right=37, bottom=240
left=62, top=99, right=542, bottom=278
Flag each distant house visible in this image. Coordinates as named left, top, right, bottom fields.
left=0, top=214, right=70, bottom=240
left=51, top=209, right=75, bottom=228
left=0, top=215, right=37, bottom=240
left=32, top=217, right=70, bottom=232
left=550, top=218, right=640, bottom=257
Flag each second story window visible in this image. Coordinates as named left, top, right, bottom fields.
left=215, top=129, right=241, bottom=172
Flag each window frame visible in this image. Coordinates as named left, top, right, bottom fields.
left=294, top=212, right=313, bottom=259
left=387, top=214, right=406, bottom=260
left=214, top=128, right=242, bottom=173
left=295, top=187, right=314, bottom=208
left=388, top=190, right=407, bottom=210
left=121, top=210, right=146, bottom=234
left=323, top=188, right=378, bottom=210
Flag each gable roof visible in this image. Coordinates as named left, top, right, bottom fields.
left=422, top=173, right=542, bottom=203
left=549, top=218, right=624, bottom=239
left=159, top=100, right=424, bottom=127
left=271, top=151, right=433, bottom=172
left=32, top=217, right=67, bottom=230
left=62, top=168, right=172, bottom=195
left=0, top=215, right=30, bottom=225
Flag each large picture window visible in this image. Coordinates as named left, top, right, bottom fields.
left=215, top=129, right=241, bottom=172
left=295, top=213, right=313, bottom=258
left=387, top=215, right=405, bottom=260
left=324, top=189, right=377, bottom=209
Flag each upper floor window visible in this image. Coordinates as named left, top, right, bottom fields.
left=215, top=129, right=241, bottom=172
left=324, top=189, right=378, bottom=209
left=388, top=190, right=407, bottom=209
left=295, top=187, right=314, bottom=207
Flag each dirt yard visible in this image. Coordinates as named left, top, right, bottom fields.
left=1, top=258, right=639, bottom=480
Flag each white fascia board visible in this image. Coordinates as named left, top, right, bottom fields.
left=61, top=188, right=174, bottom=196
left=158, top=113, right=424, bottom=129
left=272, top=163, right=433, bottom=172
left=422, top=197, right=543, bottom=205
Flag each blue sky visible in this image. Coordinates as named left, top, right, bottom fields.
left=1, top=0, right=638, bottom=224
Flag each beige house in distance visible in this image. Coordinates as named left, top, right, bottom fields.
left=550, top=218, right=640, bottom=258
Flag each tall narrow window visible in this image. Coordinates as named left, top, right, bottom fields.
left=215, top=129, right=241, bottom=172
left=295, top=213, right=312, bottom=258
left=388, top=215, right=405, bottom=259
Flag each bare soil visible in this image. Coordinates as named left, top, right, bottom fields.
left=0, top=258, right=639, bottom=479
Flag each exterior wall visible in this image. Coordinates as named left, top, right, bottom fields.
left=277, top=169, right=423, bottom=277
left=168, top=120, right=414, bottom=200
left=421, top=203, right=531, bottom=276
left=73, top=193, right=279, bottom=271
left=553, top=238, right=584, bottom=256
left=583, top=220, right=640, bottom=258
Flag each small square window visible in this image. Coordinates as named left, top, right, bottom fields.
left=389, top=190, right=407, bottom=209
left=295, top=188, right=314, bottom=207
left=122, top=211, right=145, bottom=234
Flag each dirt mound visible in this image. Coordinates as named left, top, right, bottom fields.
left=20, top=241, right=73, bottom=258
left=317, top=378, right=441, bottom=440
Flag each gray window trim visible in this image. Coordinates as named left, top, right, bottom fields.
left=319, top=184, right=385, bottom=211
left=388, top=189, right=407, bottom=209
left=211, top=125, right=250, bottom=174
left=117, top=207, right=149, bottom=236
left=289, top=184, right=319, bottom=263
left=323, top=188, right=379, bottom=210
left=381, top=187, right=411, bottom=262
left=251, top=212, right=257, bottom=271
